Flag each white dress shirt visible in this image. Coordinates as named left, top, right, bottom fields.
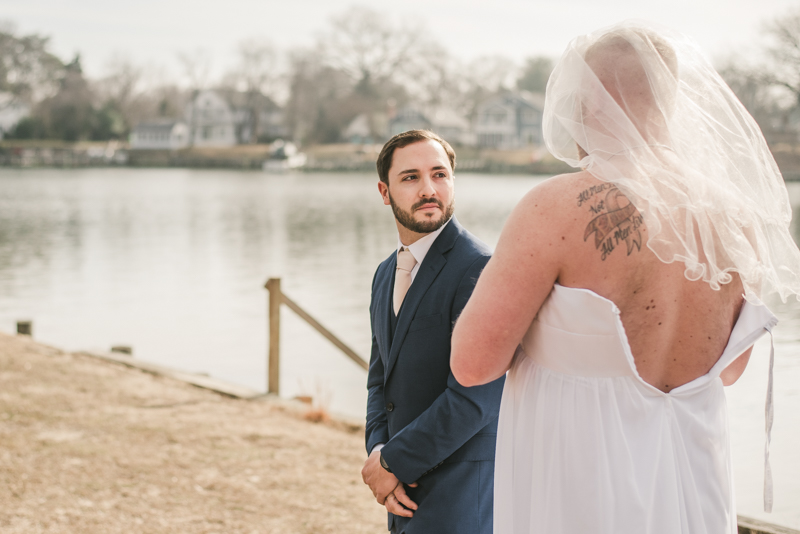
left=394, top=218, right=450, bottom=298
left=374, top=219, right=451, bottom=455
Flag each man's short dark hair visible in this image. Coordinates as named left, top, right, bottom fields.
left=376, top=130, right=456, bottom=184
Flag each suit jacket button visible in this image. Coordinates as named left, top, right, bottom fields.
left=386, top=402, right=394, bottom=412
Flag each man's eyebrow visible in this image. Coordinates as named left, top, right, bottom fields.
left=397, top=165, right=448, bottom=175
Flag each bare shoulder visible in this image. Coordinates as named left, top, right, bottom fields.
left=515, top=171, right=599, bottom=216
left=506, top=170, right=651, bottom=281
left=493, top=172, right=595, bottom=273
left=505, top=171, right=598, bottom=241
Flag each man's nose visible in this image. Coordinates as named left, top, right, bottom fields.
left=419, top=176, right=437, bottom=197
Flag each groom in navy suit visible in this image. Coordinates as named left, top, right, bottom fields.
left=361, top=130, right=505, bottom=534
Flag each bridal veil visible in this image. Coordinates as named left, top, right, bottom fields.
left=542, top=20, right=800, bottom=303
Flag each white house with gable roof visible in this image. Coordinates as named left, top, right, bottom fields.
left=473, top=91, right=544, bottom=149
left=130, top=119, right=190, bottom=150
left=185, top=90, right=237, bottom=147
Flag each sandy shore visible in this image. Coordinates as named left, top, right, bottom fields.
left=0, top=331, right=385, bottom=533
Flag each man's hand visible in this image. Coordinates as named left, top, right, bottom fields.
left=361, top=450, right=400, bottom=504
left=384, top=482, right=418, bottom=518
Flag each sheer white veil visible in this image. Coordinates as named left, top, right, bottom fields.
left=543, top=20, right=800, bottom=303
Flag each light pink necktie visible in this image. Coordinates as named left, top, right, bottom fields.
left=394, top=247, right=417, bottom=315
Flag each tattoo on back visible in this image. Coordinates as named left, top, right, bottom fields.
left=576, top=183, right=613, bottom=207
left=579, top=185, right=644, bottom=261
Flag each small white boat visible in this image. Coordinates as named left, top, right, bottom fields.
left=263, top=140, right=306, bottom=172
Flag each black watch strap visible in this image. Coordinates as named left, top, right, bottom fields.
left=379, top=453, right=392, bottom=473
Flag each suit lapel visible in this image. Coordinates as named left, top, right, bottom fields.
left=384, top=217, right=462, bottom=380
left=375, top=256, right=395, bottom=368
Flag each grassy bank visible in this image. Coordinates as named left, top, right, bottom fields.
left=3, top=140, right=800, bottom=179
left=0, top=141, right=571, bottom=175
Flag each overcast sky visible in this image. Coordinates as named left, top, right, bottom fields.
left=3, top=0, right=799, bottom=81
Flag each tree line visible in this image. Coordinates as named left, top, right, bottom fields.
left=718, top=10, right=800, bottom=144
left=2, top=7, right=800, bottom=146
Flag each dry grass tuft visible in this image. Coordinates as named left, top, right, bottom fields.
left=303, top=406, right=331, bottom=424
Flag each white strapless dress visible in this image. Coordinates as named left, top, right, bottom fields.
left=494, top=284, right=777, bottom=534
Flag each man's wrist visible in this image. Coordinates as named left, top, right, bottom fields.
left=379, top=452, right=393, bottom=473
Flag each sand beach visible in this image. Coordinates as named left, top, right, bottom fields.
left=0, top=331, right=385, bottom=533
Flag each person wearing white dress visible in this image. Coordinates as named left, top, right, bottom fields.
left=450, top=21, right=800, bottom=534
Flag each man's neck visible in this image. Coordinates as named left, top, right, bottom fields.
left=396, top=223, right=431, bottom=247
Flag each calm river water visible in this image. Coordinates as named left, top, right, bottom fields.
left=0, top=168, right=798, bottom=526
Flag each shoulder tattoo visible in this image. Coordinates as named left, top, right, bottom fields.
left=577, top=185, right=644, bottom=261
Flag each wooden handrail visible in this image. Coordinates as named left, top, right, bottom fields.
left=281, top=293, right=369, bottom=371
left=264, top=277, right=368, bottom=394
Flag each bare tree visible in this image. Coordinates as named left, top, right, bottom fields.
left=764, top=9, right=800, bottom=104
left=403, top=41, right=462, bottom=109
left=225, top=38, right=281, bottom=143
left=517, top=56, right=554, bottom=94
left=97, top=54, right=143, bottom=107
left=177, top=48, right=213, bottom=91
left=284, top=48, right=354, bottom=145
left=94, top=56, right=191, bottom=136
left=319, top=6, right=421, bottom=89
left=93, top=54, right=146, bottom=135
left=467, top=55, right=517, bottom=93
left=138, top=64, right=190, bottom=118
left=229, top=38, right=279, bottom=95
left=718, top=60, right=776, bottom=125
left=459, top=55, right=518, bottom=119
left=148, top=84, right=188, bottom=118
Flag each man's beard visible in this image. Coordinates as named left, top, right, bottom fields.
left=388, top=193, right=455, bottom=234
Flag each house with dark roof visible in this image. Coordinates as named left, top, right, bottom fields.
left=388, top=105, right=474, bottom=146
left=183, top=89, right=287, bottom=147
left=215, top=89, right=287, bottom=143
left=473, top=91, right=544, bottom=149
left=343, top=112, right=389, bottom=144
left=389, top=106, right=431, bottom=135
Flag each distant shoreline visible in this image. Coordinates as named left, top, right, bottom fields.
left=2, top=140, right=800, bottom=180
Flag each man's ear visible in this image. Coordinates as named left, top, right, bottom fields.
left=378, top=181, right=391, bottom=206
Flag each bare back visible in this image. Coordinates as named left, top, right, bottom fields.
left=555, top=171, right=744, bottom=392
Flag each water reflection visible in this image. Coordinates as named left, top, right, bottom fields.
left=1, top=169, right=799, bottom=395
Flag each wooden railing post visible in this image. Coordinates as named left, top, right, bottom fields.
left=264, top=277, right=369, bottom=395
left=16, top=320, right=32, bottom=336
left=265, top=278, right=282, bottom=395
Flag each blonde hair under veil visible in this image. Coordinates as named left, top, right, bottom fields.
left=543, top=20, right=800, bottom=304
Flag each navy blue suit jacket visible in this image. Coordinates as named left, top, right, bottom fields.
left=366, top=217, right=505, bottom=534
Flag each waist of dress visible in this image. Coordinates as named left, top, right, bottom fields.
left=512, top=346, right=724, bottom=403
